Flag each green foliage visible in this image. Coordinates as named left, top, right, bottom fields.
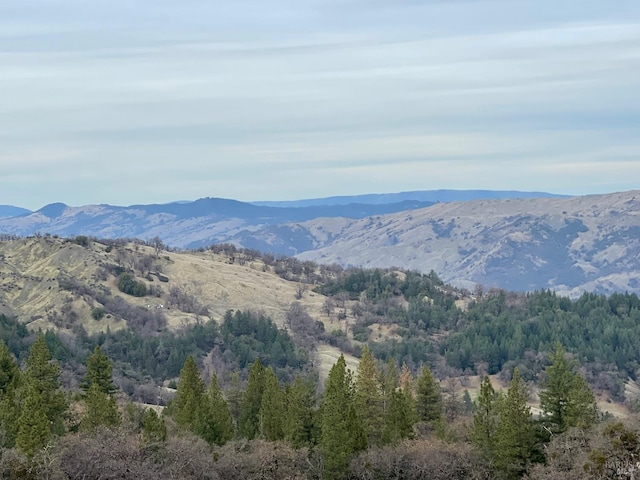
left=82, top=382, right=120, bottom=430
left=196, top=372, right=234, bottom=446
left=23, top=335, right=67, bottom=437
left=471, top=376, right=499, bottom=465
left=91, top=307, right=106, bottom=320
left=117, top=272, right=147, bottom=297
left=539, top=344, right=598, bottom=432
left=170, top=355, right=205, bottom=429
left=0, top=314, right=29, bottom=360
left=239, top=359, right=265, bottom=440
left=73, top=235, right=89, bottom=247
left=15, top=381, right=51, bottom=457
left=81, top=346, right=120, bottom=430
left=221, top=310, right=306, bottom=379
left=259, top=368, right=285, bottom=441
left=354, top=345, right=383, bottom=446
left=320, top=354, right=367, bottom=480
left=142, top=408, right=167, bottom=443
left=82, top=346, right=117, bottom=395
left=283, top=375, right=315, bottom=448
left=494, top=369, right=537, bottom=479
left=415, top=365, right=443, bottom=423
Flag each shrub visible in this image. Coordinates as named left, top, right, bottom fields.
left=118, top=273, right=147, bottom=297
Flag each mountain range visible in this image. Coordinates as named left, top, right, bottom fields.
left=1, top=189, right=638, bottom=296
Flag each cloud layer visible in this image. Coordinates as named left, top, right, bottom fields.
left=2, top=0, right=640, bottom=209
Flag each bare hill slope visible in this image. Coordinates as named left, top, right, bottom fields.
left=295, top=191, right=640, bottom=296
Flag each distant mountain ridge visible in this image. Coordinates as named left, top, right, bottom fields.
left=2, top=189, right=635, bottom=296
left=251, top=189, right=570, bottom=207
left=0, top=205, right=31, bottom=219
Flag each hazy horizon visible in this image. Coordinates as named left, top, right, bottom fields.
left=2, top=1, right=640, bottom=210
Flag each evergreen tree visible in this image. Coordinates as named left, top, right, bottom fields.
left=415, top=365, right=443, bottom=423
left=15, top=382, right=51, bottom=457
left=284, top=375, right=315, bottom=448
left=23, top=334, right=67, bottom=436
left=197, top=371, right=234, bottom=446
left=383, top=387, right=415, bottom=444
left=82, top=346, right=117, bottom=395
left=82, top=382, right=120, bottom=430
left=494, top=369, right=536, bottom=479
left=471, top=376, right=499, bottom=465
left=0, top=340, right=20, bottom=395
left=0, top=341, right=20, bottom=448
left=171, top=355, right=205, bottom=429
left=239, top=358, right=265, bottom=439
left=142, top=408, right=167, bottom=443
left=226, top=371, right=244, bottom=434
left=566, top=374, right=598, bottom=429
left=539, top=344, right=598, bottom=432
left=320, top=355, right=366, bottom=480
left=260, top=367, right=285, bottom=441
left=355, top=345, right=383, bottom=446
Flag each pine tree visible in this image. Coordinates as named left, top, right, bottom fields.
left=320, top=355, right=366, bottom=480
left=226, top=371, right=244, bottom=434
left=0, top=341, right=21, bottom=448
left=354, top=345, right=383, bottom=446
left=197, top=371, right=234, bottom=446
left=259, top=368, right=285, bottom=441
left=23, top=334, right=67, bottom=437
left=142, top=408, right=167, bottom=443
left=81, top=345, right=120, bottom=430
left=494, top=369, right=536, bottom=479
left=0, top=340, right=20, bottom=395
left=539, top=344, right=598, bottom=432
left=284, top=375, right=315, bottom=448
left=239, top=358, right=265, bottom=439
left=15, top=381, right=51, bottom=457
left=415, top=365, right=443, bottom=423
left=566, top=374, right=598, bottom=429
left=82, top=346, right=117, bottom=395
left=471, top=376, right=499, bottom=465
left=171, top=355, right=205, bottom=429
left=82, top=382, right=120, bottom=430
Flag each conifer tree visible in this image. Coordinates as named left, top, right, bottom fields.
left=142, top=408, right=167, bottom=443
left=355, top=345, right=383, bottom=446
left=15, top=382, right=51, bottom=457
left=0, top=341, right=20, bottom=448
left=320, top=355, right=366, bottom=480
left=82, top=382, right=120, bottom=430
left=494, top=369, right=536, bottom=479
left=284, top=375, right=315, bottom=448
left=260, top=367, right=285, bottom=441
left=81, top=345, right=120, bottom=430
left=471, top=376, right=499, bottom=465
left=0, top=341, right=20, bottom=395
left=82, top=345, right=117, bottom=395
left=539, top=344, right=598, bottom=432
left=197, top=372, right=234, bottom=446
left=23, top=334, right=67, bottom=436
left=226, top=371, right=244, bottom=433
left=171, top=355, right=205, bottom=429
left=415, top=365, right=443, bottom=423
left=239, top=358, right=265, bottom=439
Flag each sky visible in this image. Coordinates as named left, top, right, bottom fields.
left=2, top=1, right=640, bottom=210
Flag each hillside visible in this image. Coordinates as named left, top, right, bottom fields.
left=293, top=190, right=640, bottom=296
left=0, top=236, right=360, bottom=378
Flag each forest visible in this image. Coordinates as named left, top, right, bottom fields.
left=2, top=238, right=640, bottom=478
left=1, top=331, right=632, bottom=480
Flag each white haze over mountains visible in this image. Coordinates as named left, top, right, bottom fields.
left=1, top=0, right=640, bottom=210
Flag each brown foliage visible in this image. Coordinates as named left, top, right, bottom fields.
left=347, top=439, right=491, bottom=480
left=212, top=440, right=314, bottom=480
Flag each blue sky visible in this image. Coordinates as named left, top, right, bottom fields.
left=1, top=0, right=640, bottom=209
